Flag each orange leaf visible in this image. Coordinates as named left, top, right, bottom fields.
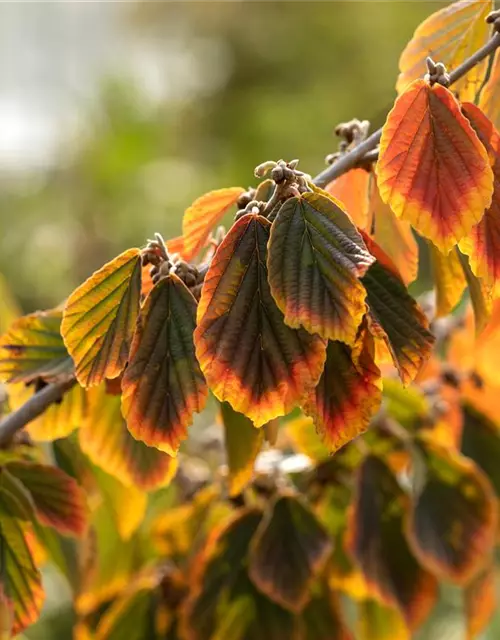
left=460, top=103, right=500, bottom=292
left=195, top=214, right=326, bottom=427
left=325, top=168, right=372, bottom=230
left=465, top=563, right=496, bottom=640
left=430, top=245, right=467, bottom=317
left=377, top=80, right=493, bottom=253
left=122, top=274, right=207, bottom=455
left=370, top=174, right=418, bottom=286
left=302, top=329, right=382, bottom=454
left=182, top=187, right=245, bottom=260
left=397, top=0, right=493, bottom=102
left=80, top=384, right=177, bottom=491
left=62, top=249, right=142, bottom=387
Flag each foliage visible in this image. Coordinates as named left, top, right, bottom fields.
left=2, top=1, right=500, bottom=638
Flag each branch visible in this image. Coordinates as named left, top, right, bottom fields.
left=0, top=378, right=76, bottom=447
left=313, top=32, right=500, bottom=188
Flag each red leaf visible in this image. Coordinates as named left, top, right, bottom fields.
left=195, top=213, right=326, bottom=427
left=303, top=328, right=382, bottom=454
left=122, top=274, right=207, bottom=455
left=7, top=462, right=88, bottom=537
left=182, top=187, right=245, bottom=260
left=377, top=80, right=493, bottom=253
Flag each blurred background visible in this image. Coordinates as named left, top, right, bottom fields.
left=0, top=1, right=443, bottom=314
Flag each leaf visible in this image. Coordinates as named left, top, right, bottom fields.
left=180, top=508, right=295, bottom=640
left=285, top=414, right=330, bottom=462
left=195, top=213, right=326, bottom=427
left=461, top=404, right=500, bottom=497
left=249, top=493, right=332, bottom=612
left=459, top=250, right=493, bottom=335
left=182, top=187, right=245, bottom=260
left=370, top=174, right=418, bottom=286
left=407, top=436, right=498, bottom=584
left=80, top=384, right=177, bottom=491
left=6, top=461, right=87, bottom=537
left=267, top=192, right=374, bottom=343
left=0, top=477, right=44, bottom=636
left=430, top=245, right=467, bottom=317
left=220, top=402, right=264, bottom=497
left=122, top=274, right=207, bottom=455
left=325, top=168, right=372, bottom=230
left=356, top=599, right=410, bottom=640
left=347, top=456, right=438, bottom=628
left=360, top=233, right=435, bottom=384
left=376, top=79, right=493, bottom=253
left=95, top=585, right=156, bottom=640
left=459, top=102, right=500, bottom=291
left=479, top=48, right=500, bottom=131
left=464, top=562, right=496, bottom=640
left=396, top=0, right=493, bottom=102
left=0, top=310, right=73, bottom=384
left=302, top=329, right=382, bottom=454
left=297, top=586, right=353, bottom=640
left=62, top=248, right=142, bottom=387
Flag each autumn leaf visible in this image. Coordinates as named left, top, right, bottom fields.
left=62, top=249, right=142, bottom=387
left=360, top=233, right=435, bottom=384
left=297, top=586, right=353, bottom=640
left=459, top=102, right=500, bottom=292
left=370, top=174, right=418, bottom=286
left=0, top=309, right=73, bottom=384
left=302, top=328, right=382, bottom=454
left=377, top=80, right=493, bottom=253
left=459, top=250, right=493, bottom=335
left=182, top=187, right=245, bottom=260
left=325, top=168, right=372, bottom=230
left=430, top=245, right=467, bottom=317
left=407, top=435, right=498, bottom=584
left=80, top=384, right=177, bottom=491
left=220, top=401, right=264, bottom=497
left=0, top=470, right=44, bottom=636
left=461, top=404, right=500, bottom=498
left=6, top=461, right=88, bottom=537
left=249, top=493, right=333, bottom=612
left=180, top=508, right=296, bottom=640
left=195, top=213, right=326, bottom=427
left=122, top=274, right=207, bottom=455
left=479, top=48, right=500, bottom=131
left=347, top=456, right=438, bottom=628
left=267, top=192, right=374, bottom=343
left=356, top=599, right=410, bottom=640
left=397, top=0, right=493, bottom=102
left=464, top=562, right=496, bottom=640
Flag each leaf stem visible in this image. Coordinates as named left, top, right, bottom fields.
left=0, top=379, right=76, bottom=448
left=313, top=32, right=500, bottom=187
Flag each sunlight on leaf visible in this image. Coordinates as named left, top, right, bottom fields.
left=325, top=168, right=371, bottom=230
left=377, top=80, right=493, bottom=253
left=397, top=0, right=493, bottom=102
left=195, top=213, right=326, bottom=427
left=62, top=248, right=142, bottom=387
left=268, top=191, right=374, bottom=343
left=430, top=245, right=467, bottom=317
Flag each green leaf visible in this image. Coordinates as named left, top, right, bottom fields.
left=220, top=402, right=264, bottom=497
left=347, top=456, right=437, bottom=628
left=267, top=191, right=374, bottom=343
left=249, top=493, right=332, bottom=612
left=360, top=233, right=434, bottom=385
left=461, top=404, right=500, bottom=497
left=407, top=435, right=497, bottom=584
left=62, top=248, right=142, bottom=387
left=0, top=482, right=44, bottom=636
left=121, top=274, right=208, bottom=455
left=6, top=461, right=88, bottom=537
left=0, top=310, right=73, bottom=384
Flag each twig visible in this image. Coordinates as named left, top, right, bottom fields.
left=0, top=379, right=76, bottom=447
left=313, top=32, right=500, bottom=187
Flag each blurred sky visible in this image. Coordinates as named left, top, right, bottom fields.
left=0, top=1, right=442, bottom=311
